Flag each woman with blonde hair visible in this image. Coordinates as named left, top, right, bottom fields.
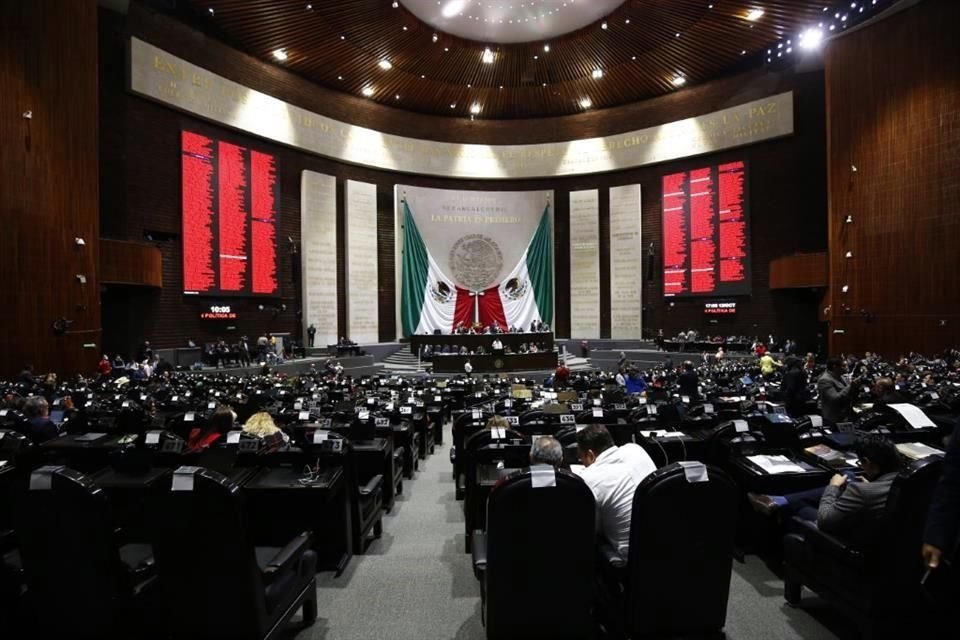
left=242, top=411, right=290, bottom=447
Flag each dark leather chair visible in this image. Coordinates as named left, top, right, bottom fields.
left=472, top=467, right=596, bottom=640
left=12, top=465, right=157, bottom=639
left=451, top=409, right=493, bottom=498
left=783, top=457, right=943, bottom=639
left=151, top=466, right=318, bottom=640
left=462, top=427, right=528, bottom=552
left=615, top=462, right=738, bottom=639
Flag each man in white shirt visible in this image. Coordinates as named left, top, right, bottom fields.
left=576, top=424, right=657, bottom=564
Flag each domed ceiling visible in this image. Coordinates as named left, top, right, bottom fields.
left=178, top=0, right=895, bottom=119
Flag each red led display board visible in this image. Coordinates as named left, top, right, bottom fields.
left=181, top=130, right=279, bottom=296
left=661, top=160, right=750, bottom=297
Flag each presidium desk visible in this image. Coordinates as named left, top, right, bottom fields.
left=409, top=332, right=557, bottom=373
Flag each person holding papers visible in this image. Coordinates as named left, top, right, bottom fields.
left=748, top=433, right=904, bottom=546
left=817, top=357, right=863, bottom=424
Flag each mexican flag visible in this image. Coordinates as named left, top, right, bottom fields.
left=401, top=200, right=552, bottom=336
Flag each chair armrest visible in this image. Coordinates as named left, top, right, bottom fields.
left=472, top=530, right=487, bottom=578
left=789, top=516, right=863, bottom=565
left=264, top=532, right=313, bottom=580
left=359, top=474, right=384, bottom=496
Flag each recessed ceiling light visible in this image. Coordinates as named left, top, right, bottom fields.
left=272, top=49, right=288, bottom=61
left=601, top=21, right=608, bottom=30
left=543, top=43, right=550, bottom=52
left=746, top=8, right=765, bottom=21
left=579, top=97, right=592, bottom=109
left=799, top=27, right=824, bottom=50
left=337, top=75, right=343, bottom=80
left=444, top=47, right=449, bottom=52
left=378, top=59, right=392, bottom=70
left=306, top=4, right=312, bottom=10
left=432, top=33, right=439, bottom=43
left=208, top=7, right=214, bottom=15
left=402, top=26, right=408, bottom=30
left=450, top=103, right=456, bottom=108
left=591, top=68, right=603, bottom=79
left=625, top=19, right=630, bottom=24
left=672, top=75, right=686, bottom=87
left=442, top=0, right=468, bottom=19
left=362, top=86, right=374, bottom=97
left=392, top=1, right=398, bottom=7
left=482, top=47, right=494, bottom=64
left=469, top=103, right=481, bottom=115
left=395, top=94, right=400, bottom=99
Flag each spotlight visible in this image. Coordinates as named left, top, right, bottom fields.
left=482, top=47, right=494, bottom=64
left=579, top=97, right=592, bottom=109
left=841, top=285, right=850, bottom=293
left=746, top=8, right=765, bottom=21
left=591, top=68, right=603, bottom=79
left=799, top=28, right=824, bottom=50
left=378, top=59, right=392, bottom=70
left=845, top=214, right=853, bottom=223
left=272, top=49, right=288, bottom=61
left=845, top=251, right=853, bottom=258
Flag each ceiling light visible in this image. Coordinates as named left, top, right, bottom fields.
left=746, top=8, right=765, bottom=21
left=378, top=59, right=392, bottom=70
left=579, top=97, right=592, bottom=109
left=543, top=44, right=550, bottom=52
left=392, top=1, right=398, bottom=7
left=395, top=94, right=400, bottom=99
left=482, top=47, right=494, bottom=64
left=306, top=4, right=312, bottom=10
left=601, top=21, right=608, bottom=30
left=362, top=86, right=374, bottom=97
left=469, top=103, right=481, bottom=115
left=442, top=0, right=468, bottom=18
left=208, top=7, right=214, bottom=15
left=591, top=68, right=603, bottom=79
left=337, top=75, right=343, bottom=80
left=845, top=251, right=853, bottom=258
left=450, top=103, right=456, bottom=108
left=841, top=285, right=850, bottom=293
left=432, top=33, right=439, bottom=43
left=672, top=75, right=686, bottom=87
left=272, top=49, right=288, bottom=61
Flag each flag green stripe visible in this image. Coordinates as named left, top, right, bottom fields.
left=400, top=201, right=429, bottom=337
left=526, top=205, right=553, bottom=324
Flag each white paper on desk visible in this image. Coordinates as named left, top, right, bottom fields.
left=145, top=431, right=161, bottom=445
left=530, top=464, right=557, bottom=488
left=569, top=464, right=585, bottom=476
left=593, top=407, right=604, bottom=418
left=703, top=403, right=714, bottom=414
left=0, top=460, right=7, bottom=468
left=808, top=415, right=823, bottom=428
left=313, top=430, right=329, bottom=444
left=640, top=430, right=665, bottom=438
left=491, top=427, right=506, bottom=440
left=733, top=419, right=749, bottom=433
left=647, top=405, right=658, bottom=416
left=638, top=397, right=647, bottom=404
left=888, top=403, right=936, bottom=429
left=227, top=431, right=242, bottom=444
left=746, top=454, right=806, bottom=474
left=299, top=411, right=310, bottom=421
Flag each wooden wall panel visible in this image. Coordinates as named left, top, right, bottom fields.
left=0, top=0, right=100, bottom=377
left=100, top=239, right=163, bottom=287
left=825, top=0, right=960, bottom=358
left=770, top=253, right=828, bottom=290
left=97, top=6, right=828, bottom=356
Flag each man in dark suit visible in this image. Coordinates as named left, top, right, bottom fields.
left=21, top=395, right=59, bottom=444
left=922, top=425, right=960, bottom=571
left=780, top=356, right=809, bottom=417
left=677, top=361, right=699, bottom=401
left=749, top=433, right=903, bottom=547
left=817, top=357, right=863, bottom=424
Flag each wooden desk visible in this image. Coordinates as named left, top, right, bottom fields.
left=432, top=352, right=557, bottom=373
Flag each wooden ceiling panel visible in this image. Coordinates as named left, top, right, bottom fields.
left=175, top=0, right=885, bottom=119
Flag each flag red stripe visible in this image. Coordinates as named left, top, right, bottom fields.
left=454, top=287, right=473, bottom=329
left=478, top=285, right=508, bottom=329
